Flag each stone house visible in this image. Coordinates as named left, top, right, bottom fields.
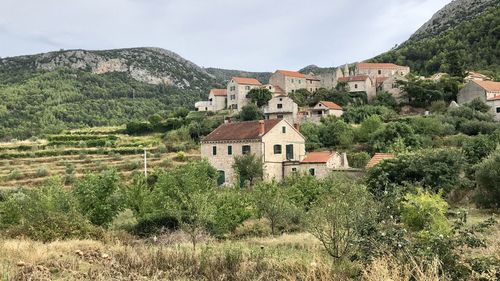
left=269, top=70, right=309, bottom=94
left=262, top=94, right=299, bottom=124
left=227, top=77, right=262, bottom=111
left=338, top=75, right=377, bottom=101
left=201, top=119, right=306, bottom=185
left=284, top=151, right=349, bottom=179
left=195, top=89, right=227, bottom=112
left=458, top=80, right=500, bottom=121
left=356, top=63, right=410, bottom=78
left=305, top=75, right=321, bottom=92
left=464, top=71, right=491, bottom=83
left=376, top=76, right=405, bottom=100
left=305, top=101, right=343, bottom=123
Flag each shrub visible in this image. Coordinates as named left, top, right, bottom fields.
left=7, top=169, right=24, bottom=181
left=36, top=166, right=50, bottom=177
left=109, top=209, right=138, bottom=231
left=373, top=91, right=397, bottom=109
left=356, top=115, right=383, bottom=142
left=160, top=158, right=173, bottom=168
left=174, top=151, right=187, bottom=162
left=347, top=151, right=371, bottom=168
left=126, top=159, right=142, bottom=171
left=132, top=215, right=179, bottom=237
left=474, top=149, right=500, bottom=208
left=233, top=154, right=263, bottom=187
left=210, top=189, right=252, bottom=237
left=232, top=219, right=271, bottom=238
left=343, top=105, right=396, bottom=124
left=319, top=117, right=354, bottom=148
left=458, top=120, right=499, bottom=136
left=401, top=189, right=451, bottom=235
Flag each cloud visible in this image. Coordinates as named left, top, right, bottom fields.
left=0, top=0, right=452, bottom=70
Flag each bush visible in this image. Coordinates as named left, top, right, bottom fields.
left=126, top=159, right=142, bottom=171
left=319, top=117, right=354, bottom=148
left=474, top=149, right=500, bottom=208
left=174, top=151, right=187, bottom=162
left=109, top=209, right=138, bottom=231
left=343, top=105, right=396, bottom=124
left=7, top=169, right=23, bottom=180
left=132, top=215, right=179, bottom=237
left=401, top=189, right=451, bottom=235
left=36, top=166, right=50, bottom=177
left=232, top=219, right=271, bottom=238
left=458, top=120, right=499, bottom=136
left=347, top=151, right=371, bottom=168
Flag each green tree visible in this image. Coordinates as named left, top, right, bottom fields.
left=356, top=115, right=383, bottom=142
left=319, top=117, right=354, bottom=148
left=233, top=154, right=264, bottom=187
left=373, top=91, right=397, bottom=109
left=247, top=88, right=273, bottom=107
left=237, top=104, right=264, bottom=121
left=401, top=189, right=451, bottom=235
left=474, top=149, right=500, bottom=208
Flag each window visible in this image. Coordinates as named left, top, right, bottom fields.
left=245, top=86, right=250, bottom=90
left=242, top=145, right=251, bottom=155
left=354, top=84, right=358, bottom=89
left=286, top=144, right=294, bottom=160
left=277, top=104, right=283, bottom=109
left=298, top=80, right=301, bottom=84
left=309, top=168, right=315, bottom=176
left=291, top=79, right=294, bottom=83
left=279, top=98, right=283, bottom=101
left=273, top=144, right=282, bottom=154
left=497, top=107, right=500, bottom=113
left=378, top=70, right=382, bottom=75
left=230, top=86, right=236, bottom=91
left=230, top=94, right=236, bottom=100
left=282, top=126, right=286, bottom=133
left=277, top=114, right=284, bottom=119
left=217, top=170, right=225, bottom=185
left=228, top=145, right=232, bottom=155
left=292, top=168, right=297, bottom=172
left=212, top=146, right=217, bottom=156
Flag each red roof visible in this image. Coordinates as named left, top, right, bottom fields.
left=357, top=63, right=404, bottom=69
left=487, top=95, right=500, bottom=101
left=232, top=77, right=262, bottom=86
left=338, top=75, right=370, bottom=82
left=474, top=80, right=500, bottom=92
left=210, top=89, right=227, bottom=96
left=202, top=119, right=282, bottom=142
left=319, top=101, right=342, bottom=110
left=366, top=153, right=395, bottom=168
left=273, top=85, right=285, bottom=95
left=301, top=151, right=335, bottom=163
left=276, top=70, right=306, bottom=79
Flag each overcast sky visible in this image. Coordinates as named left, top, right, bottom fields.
left=0, top=0, right=452, bottom=71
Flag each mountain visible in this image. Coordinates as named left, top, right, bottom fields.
left=371, top=0, right=499, bottom=77
left=0, top=48, right=221, bottom=140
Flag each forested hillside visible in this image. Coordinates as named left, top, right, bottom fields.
left=372, top=4, right=499, bottom=77
left=0, top=48, right=222, bottom=140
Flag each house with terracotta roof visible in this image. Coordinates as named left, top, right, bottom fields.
left=356, top=63, right=410, bottom=78
left=338, top=74, right=377, bottom=100
left=195, top=89, right=227, bottom=112
left=306, top=101, right=343, bottom=122
left=269, top=70, right=319, bottom=94
left=201, top=119, right=306, bottom=185
left=284, top=151, right=349, bottom=179
left=464, top=71, right=492, bottom=83
left=366, top=153, right=395, bottom=169
left=227, top=77, right=262, bottom=111
left=458, top=80, right=500, bottom=121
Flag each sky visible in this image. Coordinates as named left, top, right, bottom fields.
left=0, top=0, right=452, bottom=72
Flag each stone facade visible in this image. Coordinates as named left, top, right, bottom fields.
left=338, top=75, right=377, bottom=101
left=306, top=101, right=343, bottom=123
left=269, top=70, right=308, bottom=94
left=356, top=63, right=410, bottom=78
left=458, top=81, right=500, bottom=122
left=489, top=99, right=500, bottom=121
left=283, top=151, right=349, bottom=179
left=262, top=95, right=299, bottom=124
left=227, top=77, right=262, bottom=111
left=195, top=89, right=227, bottom=111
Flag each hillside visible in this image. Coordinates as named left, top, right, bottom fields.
left=205, top=67, right=272, bottom=84
left=0, top=48, right=222, bottom=140
left=372, top=2, right=500, bottom=76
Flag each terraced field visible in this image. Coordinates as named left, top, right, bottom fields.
left=0, top=127, right=200, bottom=188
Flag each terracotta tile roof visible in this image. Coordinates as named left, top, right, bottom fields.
left=474, top=80, right=500, bottom=92
left=487, top=95, right=500, bottom=101
left=366, top=153, right=395, bottom=168
left=202, top=119, right=282, bottom=142
left=319, top=101, right=342, bottom=110
left=338, top=75, right=369, bottom=82
left=305, top=74, right=321, bottom=81
left=301, top=151, right=335, bottom=163
left=276, top=70, right=306, bottom=79
left=273, top=85, right=285, bottom=95
left=210, top=89, right=227, bottom=96
left=232, top=77, right=262, bottom=86
left=357, top=63, right=404, bottom=69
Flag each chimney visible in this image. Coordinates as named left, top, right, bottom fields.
left=293, top=123, right=300, bottom=132
left=258, top=120, right=265, bottom=135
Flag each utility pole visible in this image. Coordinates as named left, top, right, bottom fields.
left=144, top=148, right=147, bottom=179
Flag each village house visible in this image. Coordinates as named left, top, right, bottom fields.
left=269, top=70, right=309, bottom=94
left=337, top=75, right=377, bottom=100
left=262, top=94, right=299, bottom=124
left=195, top=89, right=227, bottom=112
left=201, top=119, right=306, bottom=185
left=458, top=80, right=500, bottom=121
left=356, top=62, right=410, bottom=78
left=227, top=77, right=262, bottom=111
left=305, top=101, right=343, bottom=123
left=366, top=153, right=395, bottom=169
left=464, top=71, right=492, bottom=83
left=305, top=74, right=321, bottom=92
left=284, top=151, right=349, bottom=179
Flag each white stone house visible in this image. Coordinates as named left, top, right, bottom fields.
left=356, top=62, right=410, bottom=78
left=458, top=80, right=500, bottom=121
left=306, top=101, right=343, bottom=123
left=262, top=94, right=299, bottom=124
left=227, top=77, right=262, bottom=111
left=269, top=70, right=313, bottom=94
left=337, top=75, right=377, bottom=101
left=195, top=89, right=227, bottom=112
left=284, top=151, right=349, bottom=179
left=201, top=119, right=306, bottom=185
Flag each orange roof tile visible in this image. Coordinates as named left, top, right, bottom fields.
left=210, top=89, right=227, bottom=96
left=202, top=119, right=282, bottom=142
left=357, top=63, right=404, bottom=69
left=232, top=77, right=262, bottom=86
left=338, top=75, right=370, bottom=82
left=366, top=153, right=395, bottom=168
left=319, top=101, right=342, bottom=110
left=301, top=151, right=335, bottom=163
left=276, top=70, right=306, bottom=78
left=474, top=80, right=500, bottom=92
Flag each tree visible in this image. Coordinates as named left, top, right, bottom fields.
left=233, top=154, right=264, bottom=187
left=288, top=89, right=311, bottom=107
left=319, top=117, right=354, bottom=148
left=247, top=88, right=273, bottom=107
left=307, top=176, right=376, bottom=262
left=474, top=149, right=500, bottom=208
left=465, top=98, right=491, bottom=113
left=401, top=189, right=451, bottom=235
left=299, top=122, right=322, bottom=151
left=73, top=170, right=123, bottom=226
left=356, top=115, right=383, bottom=142
left=373, top=91, right=397, bottom=109
left=370, top=122, right=421, bottom=152
left=237, top=104, right=264, bottom=121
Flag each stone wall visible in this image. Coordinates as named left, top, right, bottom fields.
left=457, top=82, right=486, bottom=104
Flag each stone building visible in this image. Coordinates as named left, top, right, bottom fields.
left=305, top=101, right=343, bottom=123
left=201, top=119, right=306, bottom=185
left=269, top=70, right=308, bottom=94
left=305, top=74, right=321, bottom=92
left=284, top=151, right=349, bottom=179
left=227, top=77, right=262, bottom=111
left=458, top=80, right=500, bottom=121
left=262, top=94, right=299, bottom=124
left=356, top=63, right=410, bottom=78
left=195, top=89, right=227, bottom=112
left=338, top=75, right=377, bottom=101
